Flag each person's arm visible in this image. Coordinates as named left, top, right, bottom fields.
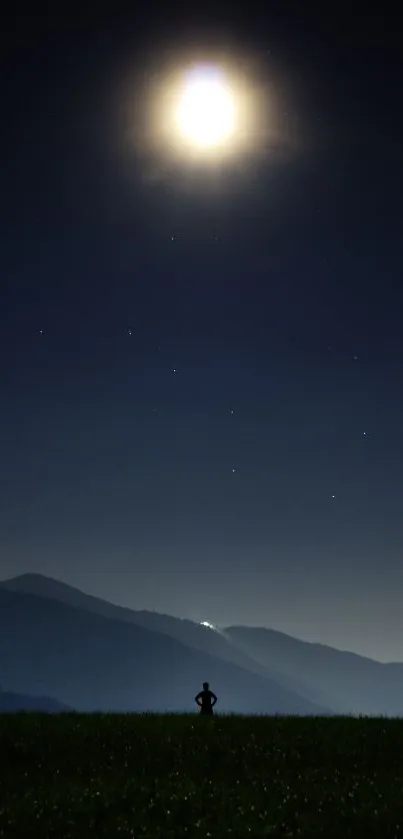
left=211, top=693, right=217, bottom=706
left=195, top=692, right=202, bottom=706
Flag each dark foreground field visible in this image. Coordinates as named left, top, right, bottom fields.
left=1, top=714, right=403, bottom=838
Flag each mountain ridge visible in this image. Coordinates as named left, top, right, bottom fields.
left=0, top=585, right=330, bottom=714
left=1, top=572, right=389, bottom=664
left=0, top=687, right=70, bottom=713
left=0, top=573, right=337, bottom=708
left=2, top=573, right=403, bottom=715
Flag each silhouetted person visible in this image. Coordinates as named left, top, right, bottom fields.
left=195, top=682, right=217, bottom=715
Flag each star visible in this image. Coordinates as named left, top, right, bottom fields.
left=229, top=408, right=234, bottom=415
left=127, top=329, right=132, bottom=336
left=231, top=467, right=236, bottom=474
left=172, top=368, right=178, bottom=374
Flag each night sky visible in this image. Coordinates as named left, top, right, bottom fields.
left=1, top=3, right=403, bottom=662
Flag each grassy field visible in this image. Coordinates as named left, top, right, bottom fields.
left=1, top=713, right=403, bottom=838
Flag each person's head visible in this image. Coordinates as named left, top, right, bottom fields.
left=203, top=682, right=209, bottom=691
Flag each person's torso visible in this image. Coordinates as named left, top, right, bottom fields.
left=200, top=690, right=214, bottom=708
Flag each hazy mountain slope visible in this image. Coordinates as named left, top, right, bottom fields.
left=0, top=689, right=69, bottom=713
left=4, top=573, right=403, bottom=715
left=0, top=589, right=330, bottom=715
left=225, top=626, right=403, bottom=716
left=1, top=574, right=325, bottom=705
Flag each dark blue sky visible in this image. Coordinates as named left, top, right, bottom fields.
left=1, top=2, right=403, bottom=661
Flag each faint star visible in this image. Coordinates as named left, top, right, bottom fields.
left=127, top=329, right=132, bottom=336
left=231, top=468, right=236, bottom=474
left=353, top=355, right=358, bottom=361
left=38, top=329, right=43, bottom=335
left=229, top=409, right=234, bottom=415
left=172, top=368, right=178, bottom=374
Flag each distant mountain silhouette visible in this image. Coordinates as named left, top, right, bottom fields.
left=0, top=586, right=330, bottom=715
left=224, top=626, right=403, bottom=716
left=0, top=688, right=69, bottom=713
left=3, top=573, right=403, bottom=715
left=0, top=573, right=314, bottom=697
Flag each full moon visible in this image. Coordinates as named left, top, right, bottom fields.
left=175, top=65, right=236, bottom=149
left=139, top=52, right=268, bottom=169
